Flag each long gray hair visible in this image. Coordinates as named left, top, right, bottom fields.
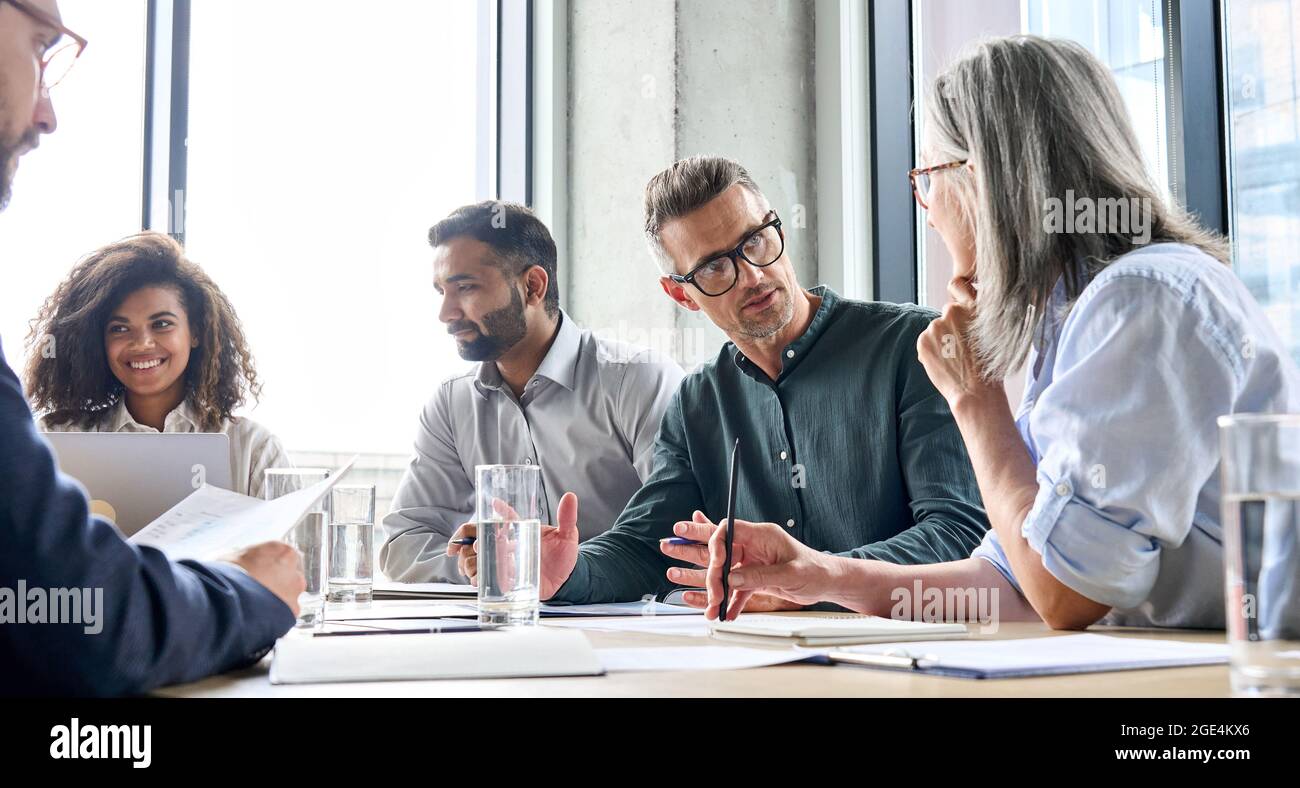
left=924, top=35, right=1229, bottom=381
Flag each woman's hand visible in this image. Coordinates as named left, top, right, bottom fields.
left=665, top=513, right=841, bottom=621
left=916, top=276, right=1002, bottom=408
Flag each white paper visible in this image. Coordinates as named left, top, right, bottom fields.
left=597, top=646, right=813, bottom=673
left=320, top=618, right=474, bottom=632
left=371, top=581, right=477, bottom=598
left=129, top=459, right=354, bottom=561
left=714, top=613, right=966, bottom=639
left=544, top=616, right=713, bottom=637
left=323, top=602, right=479, bottom=621
left=540, top=601, right=701, bottom=617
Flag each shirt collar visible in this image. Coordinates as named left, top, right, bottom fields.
left=106, top=397, right=201, bottom=432
left=473, top=311, right=580, bottom=397
left=731, top=285, right=840, bottom=379
left=532, top=311, right=580, bottom=391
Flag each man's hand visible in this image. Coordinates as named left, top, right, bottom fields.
left=224, top=541, right=306, bottom=617
left=659, top=511, right=807, bottom=619
left=667, top=513, right=839, bottom=621
left=447, top=491, right=581, bottom=600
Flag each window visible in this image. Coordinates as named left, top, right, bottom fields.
left=1224, top=0, right=1300, bottom=366
left=184, top=0, right=483, bottom=510
left=913, top=0, right=1170, bottom=311
left=0, top=0, right=147, bottom=362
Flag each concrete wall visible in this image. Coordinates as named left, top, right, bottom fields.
left=565, top=0, right=819, bottom=366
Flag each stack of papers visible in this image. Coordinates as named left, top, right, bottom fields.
left=270, top=627, right=603, bottom=684
left=371, top=582, right=477, bottom=600
left=711, top=614, right=968, bottom=647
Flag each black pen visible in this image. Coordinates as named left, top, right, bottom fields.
left=719, top=437, right=740, bottom=622
left=450, top=537, right=477, bottom=546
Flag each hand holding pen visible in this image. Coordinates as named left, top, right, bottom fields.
left=667, top=515, right=837, bottom=621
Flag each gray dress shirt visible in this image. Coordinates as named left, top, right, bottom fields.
left=379, top=311, right=685, bottom=581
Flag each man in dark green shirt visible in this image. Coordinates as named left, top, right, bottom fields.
left=449, top=155, right=987, bottom=608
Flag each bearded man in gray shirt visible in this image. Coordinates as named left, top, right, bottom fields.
left=379, top=201, right=685, bottom=582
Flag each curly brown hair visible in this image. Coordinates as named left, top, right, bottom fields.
left=24, top=232, right=261, bottom=431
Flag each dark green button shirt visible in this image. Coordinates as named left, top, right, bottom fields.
left=553, top=286, right=988, bottom=604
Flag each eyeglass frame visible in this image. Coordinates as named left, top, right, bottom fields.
left=908, top=159, right=967, bottom=210
left=1, top=0, right=88, bottom=90
left=667, top=210, right=786, bottom=297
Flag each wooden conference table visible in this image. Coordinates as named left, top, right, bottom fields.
left=158, top=610, right=1231, bottom=698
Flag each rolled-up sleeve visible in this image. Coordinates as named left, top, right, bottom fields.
left=1002, top=276, right=1239, bottom=610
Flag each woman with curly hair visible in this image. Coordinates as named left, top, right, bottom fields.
left=25, top=232, right=290, bottom=498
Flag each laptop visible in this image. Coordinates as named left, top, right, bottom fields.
left=42, top=432, right=234, bottom=536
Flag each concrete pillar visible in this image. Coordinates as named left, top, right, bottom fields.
left=565, top=0, right=819, bottom=366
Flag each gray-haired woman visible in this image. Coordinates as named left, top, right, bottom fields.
left=677, top=35, right=1300, bottom=630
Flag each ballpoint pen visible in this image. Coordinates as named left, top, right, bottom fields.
left=718, top=437, right=740, bottom=622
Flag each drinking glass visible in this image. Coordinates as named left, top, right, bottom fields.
left=264, top=468, right=331, bottom=628
left=1219, top=414, right=1300, bottom=696
left=327, top=484, right=376, bottom=603
left=475, top=465, right=542, bottom=626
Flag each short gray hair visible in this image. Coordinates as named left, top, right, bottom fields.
left=643, top=155, right=765, bottom=274
left=925, top=35, right=1228, bottom=381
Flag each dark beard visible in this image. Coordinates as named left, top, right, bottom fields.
left=451, top=286, right=528, bottom=361
left=0, top=127, right=37, bottom=213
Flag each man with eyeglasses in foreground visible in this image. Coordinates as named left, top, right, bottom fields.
left=450, top=155, right=989, bottom=610
left=0, top=0, right=303, bottom=696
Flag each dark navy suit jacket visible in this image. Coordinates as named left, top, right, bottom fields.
left=0, top=340, right=293, bottom=696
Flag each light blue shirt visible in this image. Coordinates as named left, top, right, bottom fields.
left=972, top=243, right=1300, bottom=629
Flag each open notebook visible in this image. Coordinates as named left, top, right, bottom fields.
left=710, top=614, right=968, bottom=647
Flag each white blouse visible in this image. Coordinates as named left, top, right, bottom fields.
left=41, top=399, right=292, bottom=499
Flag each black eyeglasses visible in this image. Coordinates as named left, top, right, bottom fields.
left=669, top=211, right=785, bottom=297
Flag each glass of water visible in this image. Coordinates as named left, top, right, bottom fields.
left=327, top=484, right=375, bottom=603
left=264, top=468, right=331, bottom=629
left=475, top=464, right=542, bottom=627
left=1219, top=414, right=1300, bottom=696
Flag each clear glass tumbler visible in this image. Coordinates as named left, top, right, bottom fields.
left=1219, top=414, right=1300, bottom=696
left=327, top=484, right=376, bottom=603
left=475, top=464, right=542, bottom=627
left=263, top=468, right=331, bottom=628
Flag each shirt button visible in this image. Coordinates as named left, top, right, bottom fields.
left=779, top=451, right=788, bottom=460
left=1054, top=482, right=1070, bottom=496
left=785, top=519, right=795, bottom=528
left=785, top=349, right=795, bottom=358
left=523, top=458, right=534, bottom=465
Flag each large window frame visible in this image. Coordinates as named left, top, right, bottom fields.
left=134, top=1, right=1232, bottom=311
left=868, top=0, right=1231, bottom=305
left=138, top=0, right=526, bottom=243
